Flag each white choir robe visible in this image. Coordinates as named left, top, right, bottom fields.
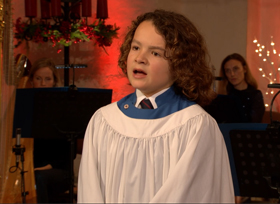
left=78, top=89, right=234, bottom=203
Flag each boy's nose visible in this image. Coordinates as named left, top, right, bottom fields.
left=135, top=53, right=147, bottom=64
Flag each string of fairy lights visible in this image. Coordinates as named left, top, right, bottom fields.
left=253, top=36, right=280, bottom=109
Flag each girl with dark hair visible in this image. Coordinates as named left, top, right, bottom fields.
left=218, top=53, right=265, bottom=122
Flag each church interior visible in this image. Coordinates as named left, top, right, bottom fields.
left=1, top=0, right=280, bottom=203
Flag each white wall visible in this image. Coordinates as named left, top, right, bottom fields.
left=151, top=0, right=248, bottom=76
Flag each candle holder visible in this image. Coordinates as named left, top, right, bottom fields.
left=15, top=0, right=118, bottom=49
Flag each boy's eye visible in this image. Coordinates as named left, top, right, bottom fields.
left=35, top=77, right=41, bottom=80
left=152, top=51, right=160, bottom=57
left=131, top=46, right=139, bottom=51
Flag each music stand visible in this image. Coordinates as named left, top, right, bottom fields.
left=230, top=129, right=280, bottom=199
left=13, top=87, right=112, bottom=203
left=218, top=123, right=268, bottom=196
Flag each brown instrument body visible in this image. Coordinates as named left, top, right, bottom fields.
left=1, top=55, right=37, bottom=203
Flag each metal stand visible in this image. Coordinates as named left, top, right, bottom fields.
left=53, top=130, right=81, bottom=203
left=11, top=145, right=29, bottom=203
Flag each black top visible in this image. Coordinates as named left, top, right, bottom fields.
left=33, top=138, right=71, bottom=170
left=228, top=85, right=265, bottom=123
left=205, top=85, right=265, bottom=123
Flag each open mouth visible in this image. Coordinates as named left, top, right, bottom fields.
left=133, top=69, right=147, bottom=75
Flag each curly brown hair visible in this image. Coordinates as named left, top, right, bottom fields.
left=217, top=53, right=258, bottom=95
left=118, top=9, right=216, bottom=106
left=28, top=58, right=60, bottom=87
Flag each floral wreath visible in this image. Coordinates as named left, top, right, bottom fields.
left=14, top=17, right=120, bottom=53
